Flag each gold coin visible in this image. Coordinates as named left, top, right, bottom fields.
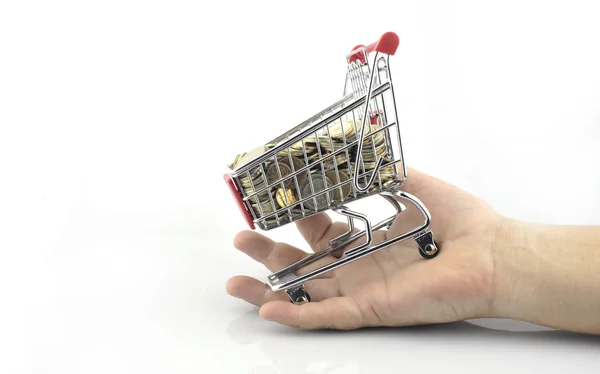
left=320, top=138, right=352, bottom=153
left=233, top=145, right=267, bottom=169
left=354, top=161, right=378, bottom=170
left=379, top=171, right=397, bottom=179
left=328, top=119, right=361, bottom=139
left=275, top=188, right=297, bottom=208
left=245, top=189, right=271, bottom=203
left=361, top=141, right=387, bottom=158
left=380, top=165, right=397, bottom=174
left=325, top=170, right=351, bottom=201
left=241, top=176, right=266, bottom=190
left=370, top=178, right=396, bottom=192
left=266, top=162, right=293, bottom=188
left=229, top=152, right=244, bottom=169
left=277, top=156, right=308, bottom=188
left=251, top=187, right=277, bottom=204
left=279, top=147, right=314, bottom=158
left=290, top=140, right=317, bottom=152
left=351, top=125, right=385, bottom=149
left=251, top=199, right=276, bottom=216
left=303, top=135, right=319, bottom=144
left=321, top=153, right=350, bottom=169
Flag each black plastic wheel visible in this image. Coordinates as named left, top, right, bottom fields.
left=418, top=240, right=441, bottom=259
left=291, top=291, right=311, bottom=304
left=304, top=291, right=311, bottom=303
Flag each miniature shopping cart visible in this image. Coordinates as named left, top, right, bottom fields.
left=224, top=32, right=439, bottom=304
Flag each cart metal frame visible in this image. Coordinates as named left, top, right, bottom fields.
left=224, top=32, right=439, bottom=304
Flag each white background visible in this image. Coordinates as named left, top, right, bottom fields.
left=1, top=0, right=600, bottom=373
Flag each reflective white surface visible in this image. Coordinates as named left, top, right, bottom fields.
left=2, top=0, right=600, bottom=373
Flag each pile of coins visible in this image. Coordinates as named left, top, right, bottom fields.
left=229, top=119, right=398, bottom=225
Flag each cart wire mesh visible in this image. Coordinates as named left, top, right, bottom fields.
left=227, top=52, right=406, bottom=231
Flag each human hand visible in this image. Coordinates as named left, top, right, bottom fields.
left=226, top=168, right=505, bottom=330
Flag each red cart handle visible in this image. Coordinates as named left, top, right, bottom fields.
left=348, top=31, right=400, bottom=64
left=224, top=174, right=255, bottom=230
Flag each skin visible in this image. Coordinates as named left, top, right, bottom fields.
left=226, top=168, right=600, bottom=334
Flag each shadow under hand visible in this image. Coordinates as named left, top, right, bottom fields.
left=228, top=310, right=600, bottom=374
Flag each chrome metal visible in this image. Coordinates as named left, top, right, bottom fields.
left=351, top=53, right=384, bottom=193
left=337, top=206, right=373, bottom=257
left=384, top=55, right=407, bottom=181
left=241, top=120, right=396, bottom=203
left=224, top=34, right=440, bottom=301
left=330, top=215, right=355, bottom=248
left=231, top=82, right=391, bottom=178
left=247, top=158, right=404, bottom=223
left=285, top=283, right=310, bottom=304
left=414, top=230, right=438, bottom=258
left=424, top=244, right=437, bottom=255
left=267, top=191, right=433, bottom=292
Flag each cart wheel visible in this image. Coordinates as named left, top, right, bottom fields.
left=418, top=240, right=440, bottom=259
left=292, top=292, right=311, bottom=304
left=414, top=231, right=440, bottom=260
left=285, top=284, right=311, bottom=304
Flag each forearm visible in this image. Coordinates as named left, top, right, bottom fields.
left=493, top=219, right=600, bottom=334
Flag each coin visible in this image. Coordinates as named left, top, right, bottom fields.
left=290, top=140, right=317, bottom=152
left=379, top=165, right=397, bottom=174
left=321, top=152, right=350, bottom=170
left=251, top=196, right=277, bottom=216
left=379, top=170, right=397, bottom=179
left=230, top=153, right=244, bottom=169
left=363, top=124, right=385, bottom=142
left=301, top=174, right=334, bottom=210
left=361, top=138, right=387, bottom=157
left=276, top=188, right=297, bottom=208
left=279, top=148, right=313, bottom=158
left=239, top=164, right=263, bottom=180
left=266, top=162, right=293, bottom=188
left=325, top=170, right=351, bottom=201
left=262, top=214, right=292, bottom=229
left=277, top=156, right=308, bottom=188
left=241, top=173, right=266, bottom=189
left=233, top=145, right=267, bottom=169
left=353, top=161, right=379, bottom=170
left=241, top=178, right=264, bottom=190
left=302, top=135, right=319, bottom=144
left=328, top=119, right=361, bottom=140
left=368, top=177, right=396, bottom=193
left=245, top=188, right=271, bottom=203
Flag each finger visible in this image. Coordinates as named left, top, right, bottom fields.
left=233, top=230, right=306, bottom=272
left=226, top=276, right=287, bottom=306
left=227, top=276, right=342, bottom=306
left=304, top=278, right=341, bottom=301
left=296, top=214, right=355, bottom=252
left=259, top=297, right=369, bottom=330
left=234, top=230, right=339, bottom=278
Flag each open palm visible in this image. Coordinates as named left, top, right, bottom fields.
left=226, top=168, right=503, bottom=330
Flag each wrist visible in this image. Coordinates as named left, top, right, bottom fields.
left=491, top=218, right=600, bottom=334
left=490, top=218, right=535, bottom=320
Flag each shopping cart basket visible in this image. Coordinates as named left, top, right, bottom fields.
left=223, top=32, right=439, bottom=304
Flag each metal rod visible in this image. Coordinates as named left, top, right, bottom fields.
left=253, top=158, right=404, bottom=222
left=242, top=121, right=398, bottom=201
left=385, top=55, right=407, bottom=181
left=267, top=190, right=431, bottom=291
left=231, top=83, right=390, bottom=176
left=353, top=52, right=384, bottom=192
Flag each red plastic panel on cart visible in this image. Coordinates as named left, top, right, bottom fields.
left=223, top=174, right=255, bottom=230
left=349, top=32, right=400, bottom=64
